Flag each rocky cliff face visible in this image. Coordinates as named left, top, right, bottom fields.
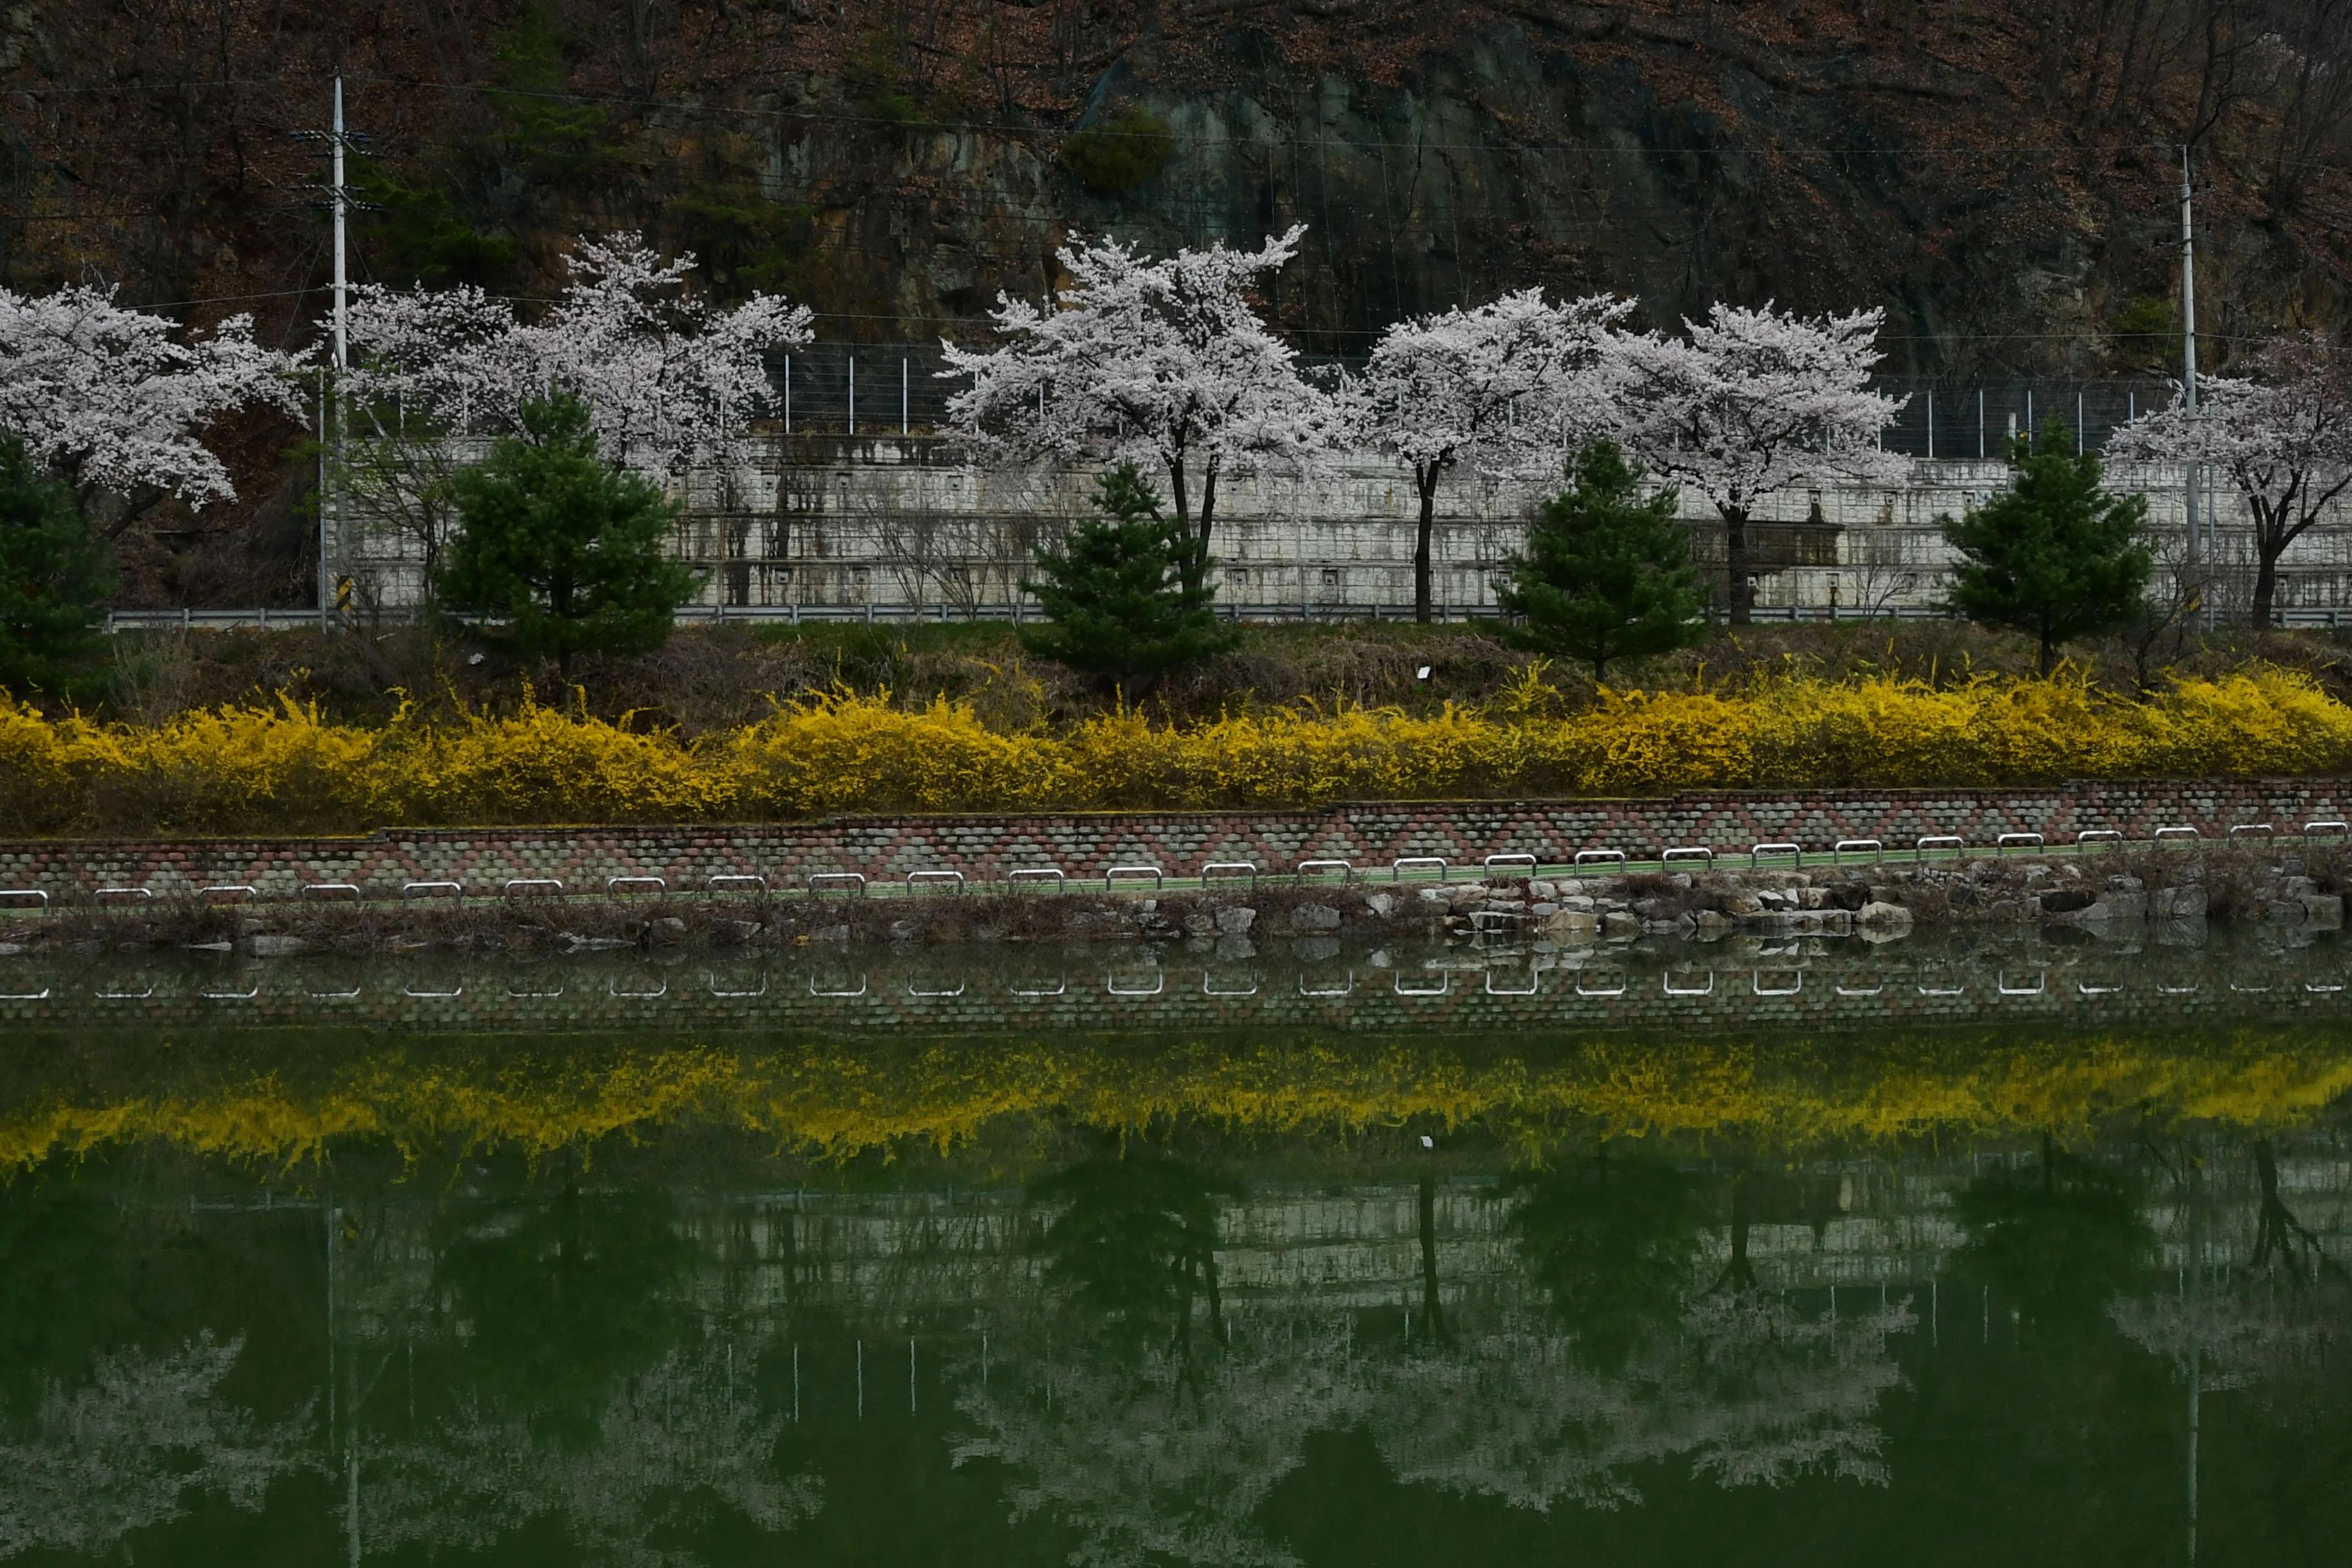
left=3, top=0, right=2348, bottom=598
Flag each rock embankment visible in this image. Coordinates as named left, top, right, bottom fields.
left=1411, top=850, right=2336, bottom=946
left=0, top=845, right=2331, bottom=959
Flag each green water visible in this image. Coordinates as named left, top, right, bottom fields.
left=2, top=935, right=2348, bottom=1564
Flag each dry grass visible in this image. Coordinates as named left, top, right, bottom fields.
left=67, top=618, right=2352, bottom=738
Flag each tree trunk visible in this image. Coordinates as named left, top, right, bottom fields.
left=1722, top=504, right=1752, bottom=625
left=2253, top=540, right=2280, bottom=630
left=1197, top=463, right=1220, bottom=560
left=1715, top=1163, right=1757, bottom=1293
left=2038, top=624, right=2057, bottom=678
left=1414, top=466, right=1440, bottom=623
left=1166, top=455, right=1190, bottom=536
left=1199, top=1241, right=1224, bottom=1344
left=1416, top=1168, right=1448, bottom=1346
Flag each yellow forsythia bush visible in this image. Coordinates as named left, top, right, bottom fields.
left=3, top=667, right=2349, bottom=834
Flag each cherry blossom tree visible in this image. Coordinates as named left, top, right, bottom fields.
left=0, top=284, right=301, bottom=525
left=1604, top=304, right=1908, bottom=624
left=339, top=233, right=810, bottom=602
left=1342, top=289, right=1631, bottom=620
left=941, top=226, right=1327, bottom=568
left=342, top=233, right=812, bottom=475
left=2108, top=333, right=2352, bottom=627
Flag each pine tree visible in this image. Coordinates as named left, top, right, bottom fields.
left=1497, top=440, right=1706, bottom=682
left=1941, top=420, right=2153, bottom=674
left=0, top=435, right=113, bottom=700
left=1020, top=464, right=1232, bottom=687
left=436, top=391, right=698, bottom=678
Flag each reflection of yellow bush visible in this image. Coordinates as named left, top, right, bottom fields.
left=6, top=667, right=2352, bottom=832
left=5, top=1027, right=2350, bottom=1173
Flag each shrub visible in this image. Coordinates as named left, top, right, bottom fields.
left=1021, top=465, right=1232, bottom=689
left=1059, top=108, right=1173, bottom=196
left=1941, top=422, right=2153, bottom=674
left=1498, top=441, right=1705, bottom=681
left=437, top=391, right=699, bottom=680
left=4, top=667, right=2351, bottom=833
left=0, top=437, right=112, bottom=701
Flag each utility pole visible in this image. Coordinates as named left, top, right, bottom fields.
left=299, top=78, right=360, bottom=631
left=328, top=76, right=349, bottom=634
left=2180, top=145, right=2203, bottom=627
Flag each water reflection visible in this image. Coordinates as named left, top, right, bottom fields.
left=1030, top=1156, right=1245, bottom=1357
left=432, top=1183, right=702, bottom=1444
left=0, top=1333, right=306, bottom=1558
left=0, top=1021, right=2348, bottom=1560
left=1497, top=1155, right=1707, bottom=1367
left=1955, top=1136, right=2156, bottom=1346
left=349, top=1345, right=819, bottom=1562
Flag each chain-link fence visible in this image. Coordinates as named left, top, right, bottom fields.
left=772, top=346, right=2179, bottom=453
left=1868, top=377, right=2178, bottom=458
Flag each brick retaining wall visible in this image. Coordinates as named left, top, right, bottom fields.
left=1, top=779, right=2347, bottom=903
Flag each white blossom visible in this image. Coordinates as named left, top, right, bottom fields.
left=1340, top=288, right=1632, bottom=618
left=940, top=226, right=1329, bottom=557
left=1605, top=302, right=1909, bottom=621
left=342, top=232, right=813, bottom=476
left=0, top=285, right=302, bottom=509
left=2108, top=333, right=2352, bottom=625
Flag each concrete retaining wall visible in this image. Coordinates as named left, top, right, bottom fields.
left=340, top=438, right=2352, bottom=621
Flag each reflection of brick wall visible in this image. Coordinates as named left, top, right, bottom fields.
left=1, top=938, right=2339, bottom=1039
left=0, top=779, right=2346, bottom=903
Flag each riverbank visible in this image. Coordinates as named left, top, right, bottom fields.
left=1, top=839, right=2338, bottom=958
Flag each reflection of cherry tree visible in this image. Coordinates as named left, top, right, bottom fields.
left=2112, top=1139, right=2349, bottom=1403
left=1370, top=1291, right=1913, bottom=1512
left=965, top=1153, right=1914, bottom=1564
left=957, top=1293, right=1912, bottom=1565
left=0, top=1332, right=309, bottom=1558
left=954, top=1317, right=1369, bottom=1568
left=352, top=1344, right=820, bottom=1566
left=1954, top=1138, right=2153, bottom=1348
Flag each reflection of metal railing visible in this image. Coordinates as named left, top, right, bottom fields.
left=8, top=813, right=2344, bottom=918
left=14, top=934, right=2352, bottom=1032
left=1106, top=967, right=1164, bottom=997
left=1485, top=967, right=1539, bottom=997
